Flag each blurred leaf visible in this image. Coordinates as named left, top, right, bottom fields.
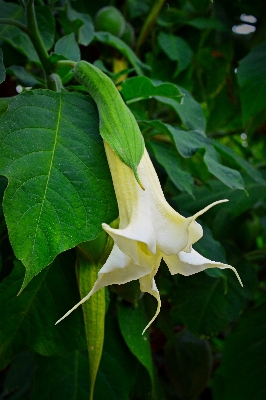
left=30, top=351, right=90, bottom=400
left=237, top=42, right=266, bottom=123
left=0, top=254, right=86, bottom=370
left=54, top=33, right=81, bottom=62
left=6, top=65, right=39, bottom=86
left=213, top=142, right=266, bottom=185
left=213, top=303, right=266, bottom=400
left=155, top=86, right=206, bottom=134
left=29, top=313, right=136, bottom=400
left=165, top=330, right=212, bottom=400
left=170, top=263, right=250, bottom=336
left=148, top=141, right=194, bottom=195
left=158, top=32, right=193, bottom=75
left=2, top=351, right=34, bottom=399
left=118, top=301, right=154, bottom=386
left=66, top=4, right=94, bottom=46
left=174, top=179, right=266, bottom=218
left=0, top=47, right=5, bottom=84
left=35, top=5, right=55, bottom=51
left=144, top=120, right=245, bottom=190
left=187, top=17, right=228, bottom=31
left=0, top=90, right=117, bottom=289
left=121, top=76, right=183, bottom=103
left=94, top=314, right=137, bottom=400
left=0, top=2, right=55, bottom=61
left=94, top=31, right=149, bottom=75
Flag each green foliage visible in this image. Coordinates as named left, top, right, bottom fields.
left=0, top=0, right=266, bottom=399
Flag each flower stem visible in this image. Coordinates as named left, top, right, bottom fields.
left=0, top=18, right=29, bottom=34
left=136, top=0, right=166, bottom=54
left=25, top=0, right=53, bottom=87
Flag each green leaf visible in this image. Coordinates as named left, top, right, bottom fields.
left=0, top=47, right=5, bottom=84
left=54, top=33, right=81, bottom=62
left=148, top=141, right=194, bottom=195
left=187, top=17, right=228, bottom=31
left=121, top=76, right=183, bottom=103
left=170, top=266, right=248, bottom=336
left=237, top=42, right=266, bottom=123
left=155, top=86, right=206, bottom=134
left=144, top=120, right=245, bottom=190
left=213, top=141, right=266, bottom=185
left=2, top=351, right=34, bottom=399
left=35, top=5, right=55, bottom=51
left=0, top=2, right=55, bottom=61
left=213, top=303, right=266, bottom=400
left=31, top=351, right=91, bottom=400
left=165, top=330, right=212, bottom=399
left=158, top=32, right=193, bottom=75
left=94, top=31, right=149, bottom=75
left=6, top=65, right=39, bottom=86
left=173, top=179, right=266, bottom=218
left=66, top=4, right=94, bottom=46
left=0, top=254, right=87, bottom=370
left=0, top=90, right=117, bottom=289
left=29, top=314, right=136, bottom=400
left=94, top=314, right=137, bottom=400
left=118, top=301, right=154, bottom=386
left=0, top=96, right=12, bottom=118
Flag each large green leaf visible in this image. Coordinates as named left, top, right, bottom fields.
left=213, top=303, right=266, bottom=400
left=0, top=47, right=5, bottom=84
left=0, top=254, right=86, bottom=370
left=94, top=31, right=148, bottom=75
left=0, top=90, right=117, bottom=289
left=121, top=76, right=183, bottom=103
left=237, top=42, right=266, bottom=123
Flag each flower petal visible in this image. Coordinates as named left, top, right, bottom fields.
left=139, top=254, right=162, bottom=334
left=55, top=244, right=154, bottom=325
left=164, top=248, right=243, bottom=286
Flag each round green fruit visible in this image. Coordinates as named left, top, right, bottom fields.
left=94, top=6, right=126, bottom=37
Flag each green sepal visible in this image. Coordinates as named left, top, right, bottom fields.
left=74, top=60, right=144, bottom=187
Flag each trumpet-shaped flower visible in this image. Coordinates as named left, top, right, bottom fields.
left=56, top=143, right=242, bottom=332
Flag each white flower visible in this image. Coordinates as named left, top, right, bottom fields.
left=56, top=143, right=242, bottom=332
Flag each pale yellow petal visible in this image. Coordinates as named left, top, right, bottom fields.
left=55, top=244, right=154, bottom=325
left=164, top=248, right=243, bottom=286
left=138, top=253, right=162, bottom=334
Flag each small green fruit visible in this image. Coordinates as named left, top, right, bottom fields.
left=94, top=6, right=126, bottom=37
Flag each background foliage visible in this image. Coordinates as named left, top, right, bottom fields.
left=0, top=0, right=266, bottom=399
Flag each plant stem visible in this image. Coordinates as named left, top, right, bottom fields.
left=25, top=0, right=53, bottom=87
left=136, top=0, right=165, bottom=55
left=0, top=18, right=29, bottom=34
